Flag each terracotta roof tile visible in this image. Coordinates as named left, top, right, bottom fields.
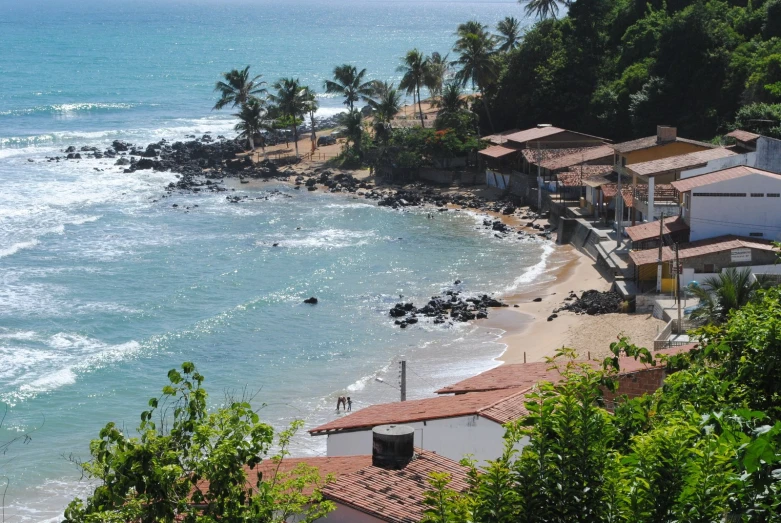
left=521, top=147, right=582, bottom=165
left=601, top=183, right=618, bottom=197
left=726, top=129, right=760, bottom=143
left=309, top=388, right=530, bottom=434
left=435, top=346, right=694, bottom=394
left=505, top=126, right=566, bottom=144
left=322, top=449, right=470, bottom=523
left=627, top=148, right=736, bottom=177
left=629, top=235, right=778, bottom=266
left=612, top=135, right=715, bottom=154
left=558, top=166, right=615, bottom=187
left=484, top=129, right=520, bottom=145
left=625, top=215, right=689, bottom=242
left=670, top=165, right=781, bottom=193
left=478, top=144, right=519, bottom=159
left=540, top=145, right=615, bottom=171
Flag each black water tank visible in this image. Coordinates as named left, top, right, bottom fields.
left=372, top=424, right=415, bottom=469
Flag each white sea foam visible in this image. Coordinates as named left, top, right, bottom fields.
left=263, top=228, right=378, bottom=249
left=0, top=240, right=39, bottom=258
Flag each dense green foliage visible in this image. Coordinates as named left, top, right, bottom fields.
left=481, top=0, right=781, bottom=139
left=427, top=287, right=781, bottom=522
left=63, top=363, right=334, bottom=523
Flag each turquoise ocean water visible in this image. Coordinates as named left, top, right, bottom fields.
left=0, top=1, right=551, bottom=520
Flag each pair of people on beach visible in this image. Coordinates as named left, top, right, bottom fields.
left=336, top=396, right=352, bottom=412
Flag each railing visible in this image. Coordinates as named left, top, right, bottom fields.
left=653, top=318, right=696, bottom=349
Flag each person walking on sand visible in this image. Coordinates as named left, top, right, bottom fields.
left=346, top=397, right=352, bottom=411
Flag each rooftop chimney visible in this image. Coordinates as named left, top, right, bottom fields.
left=657, top=125, right=677, bottom=143
left=372, top=424, right=415, bottom=470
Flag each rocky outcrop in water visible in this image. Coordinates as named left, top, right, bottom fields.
left=389, top=290, right=507, bottom=328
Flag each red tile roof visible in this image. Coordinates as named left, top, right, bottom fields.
left=558, top=166, right=615, bottom=186
left=478, top=144, right=519, bottom=159
left=627, top=148, right=737, bottom=177
left=601, top=183, right=618, bottom=197
left=435, top=345, right=694, bottom=394
left=670, top=165, right=781, bottom=193
left=620, top=187, right=635, bottom=207
left=309, top=388, right=530, bottom=435
left=725, top=129, right=760, bottom=143
left=322, top=449, right=470, bottom=523
left=612, top=135, right=715, bottom=154
left=625, top=215, right=689, bottom=242
left=505, top=126, right=566, bottom=144
left=629, top=235, right=778, bottom=266
left=193, top=456, right=371, bottom=499
left=540, top=145, right=615, bottom=171
left=521, top=146, right=582, bottom=165
left=484, top=129, right=520, bottom=145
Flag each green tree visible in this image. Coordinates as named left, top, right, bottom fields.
left=425, top=52, right=450, bottom=103
left=398, top=49, right=431, bottom=128
left=496, top=17, right=523, bottom=52
left=323, top=64, right=373, bottom=110
left=341, top=108, right=365, bottom=156
left=213, top=66, right=266, bottom=111
left=269, top=78, right=309, bottom=159
left=302, top=87, right=319, bottom=150
left=688, top=267, right=769, bottom=325
left=452, top=27, right=498, bottom=132
left=522, top=0, right=569, bottom=20
left=234, top=99, right=268, bottom=156
left=367, top=81, right=403, bottom=142
left=63, top=362, right=334, bottom=523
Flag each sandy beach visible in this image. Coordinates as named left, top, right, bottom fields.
left=231, top=170, right=665, bottom=367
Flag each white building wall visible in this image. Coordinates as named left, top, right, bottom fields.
left=321, top=503, right=384, bottom=523
left=681, top=153, right=754, bottom=179
left=322, top=415, right=511, bottom=465
left=688, top=174, right=781, bottom=241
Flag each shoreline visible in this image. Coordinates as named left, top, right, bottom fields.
left=226, top=174, right=663, bottom=368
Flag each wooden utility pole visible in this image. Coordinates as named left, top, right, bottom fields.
left=399, top=360, right=407, bottom=402
left=656, top=213, right=665, bottom=293
left=676, top=243, right=683, bottom=332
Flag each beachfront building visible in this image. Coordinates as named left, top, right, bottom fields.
left=216, top=428, right=470, bottom=523
left=628, top=235, right=779, bottom=291
left=309, top=387, right=530, bottom=465
left=479, top=125, right=610, bottom=190
left=435, top=345, right=695, bottom=407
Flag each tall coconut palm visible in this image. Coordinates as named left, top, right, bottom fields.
left=269, top=78, right=309, bottom=159
left=323, top=64, right=374, bottom=110
left=433, top=81, right=467, bottom=116
left=522, top=0, right=568, bottom=20
left=398, top=49, right=430, bottom=128
left=341, top=109, right=365, bottom=156
left=425, top=52, right=450, bottom=104
left=367, top=82, right=402, bottom=121
left=213, top=66, right=266, bottom=111
left=496, top=17, right=522, bottom=52
left=302, top=87, right=319, bottom=150
left=455, top=20, right=492, bottom=46
left=452, top=30, right=498, bottom=132
left=688, top=267, right=771, bottom=325
left=233, top=99, right=268, bottom=156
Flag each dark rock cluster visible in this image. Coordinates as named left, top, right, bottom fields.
left=389, top=290, right=507, bottom=328
left=556, top=290, right=624, bottom=315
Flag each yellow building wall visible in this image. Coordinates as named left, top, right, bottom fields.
left=637, top=261, right=672, bottom=282
left=622, top=142, right=710, bottom=165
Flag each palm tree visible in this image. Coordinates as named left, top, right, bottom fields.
left=269, top=78, right=309, bottom=159
left=398, top=49, right=430, bottom=128
left=367, top=82, right=403, bottom=142
left=213, top=66, right=266, bottom=111
left=425, top=52, right=450, bottom=104
left=302, top=87, right=319, bottom=151
left=341, top=109, right=365, bottom=155
left=323, top=64, right=374, bottom=110
left=496, top=17, right=522, bottom=52
left=233, top=99, right=268, bottom=157
left=522, top=0, right=568, bottom=20
left=452, top=29, right=498, bottom=132
left=688, top=267, right=771, bottom=325
left=455, top=21, right=492, bottom=47
left=434, top=81, right=467, bottom=116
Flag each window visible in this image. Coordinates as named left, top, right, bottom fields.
left=768, top=193, right=781, bottom=197
left=704, top=264, right=715, bottom=273
left=751, top=193, right=765, bottom=197
left=692, top=192, right=747, bottom=197
left=750, top=232, right=764, bottom=237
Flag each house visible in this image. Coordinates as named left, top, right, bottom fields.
left=629, top=235, right=779, bottom=291
left=725, top=129, right=760, bottom=152
left=224, top=427, right=471, bottom=523
left=671, top=165, right=781, bottom=242
left=435, top=345, right=695, bottom=409
left=309, top=387, right=530, bottom=465
left=612, top=126, right=715, bottom=175
left=625, top=215, right=690, bottom=250
left=555, top=166, right=614, bottom=202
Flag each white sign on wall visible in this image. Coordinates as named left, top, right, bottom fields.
left=731, top=248, right=752, bottom=263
